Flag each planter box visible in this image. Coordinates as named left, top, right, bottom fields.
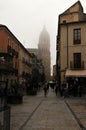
left=27, top=89, right=37, bottom=95
left=7, top=94, right=23, bottom=104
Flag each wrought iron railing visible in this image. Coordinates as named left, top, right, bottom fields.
left=70, top=61, right=84, bottom=70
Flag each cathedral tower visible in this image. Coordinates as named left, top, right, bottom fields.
left=38, top=26, right=51, bottom=81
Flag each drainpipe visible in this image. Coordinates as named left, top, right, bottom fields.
left=67, top=24, right=69, bottom=68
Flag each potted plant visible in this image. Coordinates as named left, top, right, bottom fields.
left=7, top=83, right=24, bottom=104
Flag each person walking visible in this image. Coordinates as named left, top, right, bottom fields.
left=43, top=82, right=48, bottom=97
left=55, top=87, right=58, bottom=96
left=43, top=87, right=47, bottom=97
left=55, top=81, right=58, bottom=96
left=0, top=86, right=4, bottom=104
left=63, top=82, right=69, bottom=98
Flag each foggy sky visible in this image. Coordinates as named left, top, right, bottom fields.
left=0, top=0, right=86, bottom=72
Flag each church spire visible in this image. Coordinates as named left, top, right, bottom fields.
left=43, top=25, right=46, bottom=31
left=38, top=26, right=50, bottom=46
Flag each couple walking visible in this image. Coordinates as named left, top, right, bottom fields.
left=43, top=81, right=58, bottom=97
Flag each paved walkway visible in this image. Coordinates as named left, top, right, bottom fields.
left=10, top=88, right=86, bottom=130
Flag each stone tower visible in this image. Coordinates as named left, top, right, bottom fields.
left=38, top=26, right=51, bottom=81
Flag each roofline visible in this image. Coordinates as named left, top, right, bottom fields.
left=0, top=24, right=31, bottom=57
left=60, top=1, right=83, bottom=16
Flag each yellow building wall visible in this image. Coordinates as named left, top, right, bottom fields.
left=60, top=23, right=86, bottom=83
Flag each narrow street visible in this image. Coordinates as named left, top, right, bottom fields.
left=10, top=88, right=86, bottom=130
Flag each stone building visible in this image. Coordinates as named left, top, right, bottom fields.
left=38, top=26, right=51, bottom=81
left=56, top=1, right=86, bottom=92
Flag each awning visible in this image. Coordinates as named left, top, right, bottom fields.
left=65, top=69, right=86, bottom=77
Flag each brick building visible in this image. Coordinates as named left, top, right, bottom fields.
left=0, top=24, right=32, bottom=87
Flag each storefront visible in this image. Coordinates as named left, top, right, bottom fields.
left=65, top=69, right=86, bottom=95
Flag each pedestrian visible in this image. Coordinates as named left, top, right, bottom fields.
left=78, top=85, right=82, bottom=97
left=47, top=82, right=49, bottom=93
left=50, top=83, right=54, bottom=92
left=73, top=78, right=78, bottom=97
left=0, top=86, right=4, bottom=104
left=55, top=87, right=58, bottom=96
left=55, top=81, right=58, bottom=96
left=43, top=87, right=47, bottom=97
left=43, top=82, right=48, bottom=97
left=63, top=82, right=69, bottom=98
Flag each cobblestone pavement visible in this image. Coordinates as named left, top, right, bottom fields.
left=65, top=97, right=86, bottom=129
left=10, top=88, right=86, bottom=130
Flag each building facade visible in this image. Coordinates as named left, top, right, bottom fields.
left=27, top=48, right=45, bottom=83
left=0, top=25, right=19, bottom=87
left=18, top=44, right=32, bottom=85
left=0, top=24, right=33, bottom=87
left=53, top=65, right=56, bottom=80
left=56, top=1, right=86, bottom=92
left=38, top=26, right=51, bottom=81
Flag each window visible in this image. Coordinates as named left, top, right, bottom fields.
left=73, top=53, right=81, bottom=68
left=15, top=62, right=17, bottom=68
left=73, top=28, right=81, bottom=44
left=12, top=41, right=14, bottom=48
left=63, top=20, right=66, bottom=23
left=8, top=37, right=10, bottom=46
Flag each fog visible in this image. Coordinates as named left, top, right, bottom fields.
left=0, top=0, right=86, bottom=71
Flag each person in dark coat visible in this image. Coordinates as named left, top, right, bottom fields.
left=43, top=82, right=48, bottom=97
left=55, top=81, right=58, bottom=96
left=0, top=86, right=4, bottom=104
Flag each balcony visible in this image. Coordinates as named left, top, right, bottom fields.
left=7, top=45, right=19, bottom=57
left=22, top=71, right=31, bottom=79
left=22, top=58, right=32, bottom=67
left=70, top=61, right=84, bottom=70
left=13, top=68, right=18, bottom=75
left=0, top=62, right=12, bottom=70
left=0, top=62, right=18, bottom=75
